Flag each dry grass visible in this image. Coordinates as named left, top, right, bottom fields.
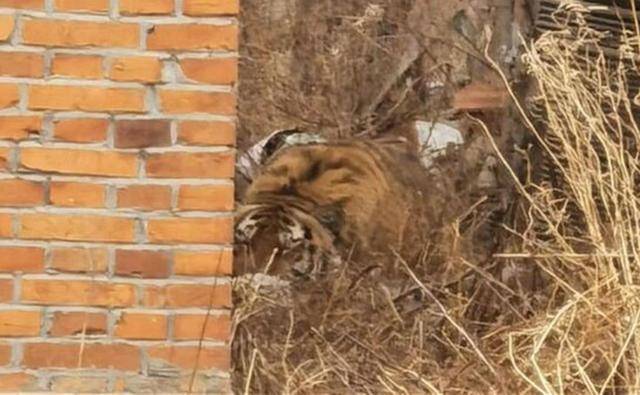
left=233, top=3, right=640, bottom=394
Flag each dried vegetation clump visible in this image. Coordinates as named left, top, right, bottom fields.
left=233, top=2, right=640, bottom=393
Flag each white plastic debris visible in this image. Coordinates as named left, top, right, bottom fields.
left=414, top=121, right=464, bottom=168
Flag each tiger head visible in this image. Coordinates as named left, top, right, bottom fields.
left=234, top=202, right=342, bottom=280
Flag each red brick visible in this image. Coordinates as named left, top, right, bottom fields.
left=115, top=250, right=171, bottom=279
left=0, top=116, right=42, bottom=141
left=0, top=213, right=11, bottom=237
left=147, top=345, right=229, bottom=371
left=117, top=185, right=171, bottom=210
left=21, top=280, right=136, bottom=307
left=0, top=279, right=12, bottom=302
left=0, top=343, right=10, bottom=365
left=146, top=151, right=235, bottom=178
left=50, top=376, right=109, bottom=393
left=0, top=52, right=43, bottom=78
left=147, top=24, right=237, bottom=51
left=19, top=214, right=136, bottom=243
left=21, top=148, right=137, bottom=177
left=114, top=120, right=171, bottom=148
left=50, top=182, right=105, bottom=208
left=0, top=84, right=19, bottom=109
left=49, top=311, right=108, bottom=336
left=110, top=56, right=161, bottom=83
left=178, top=121, right=235, bottom=146
left=29, top=85, right=145, bottom=113
left=173, top=313, right=230, bottom=341
left=180, top=58, right=237, bottom=84
left=184, top=0, right=238, bottom=15
left=51, top=55, right=103, bottom=79
left=165, top=283, right=231, bottom=308
left=0, top=179, right=44, bottom=207
left=177, top=184, right=233, bottom=211
left=0, top=373, right=38, bottom=392
left=0, top=247, right=44, bottom=273
left=23, top=19, right=139, bottom=48
left=174, top=250, right=232, bottom=276
left=54, top=0, right=108, bottom=12
left=147, top=217, right=233, bottom=244
left=114, top=312, right=167, bottom=340
left=50, top=248, right=108, bottom=273
left=0, top=0, right=42, bottom=9
left=23, top=343, right=139, bottom=370
left=54, top=118, right=109, bottom=143
left=159, top=89, right=236, bottom=115
left=119, top=0, right=173, bottom=15
left=0, top=310, right=41, bottom=337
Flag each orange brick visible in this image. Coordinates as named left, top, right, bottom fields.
left=141, top=284, right=230, bottom=308
left=0, top=279, right=12, bottom=302
left=0, top=15, right=13, bottom=41
left=21, top=280, right=136, bottom=307
left=23, top=19, right=139, bottom=48
left=119, top=0, right=173, bottom=15
left=0, top=246, right=44, bottom=273
left=51, top=55, right=103, bottom=79
left=0, top=116, right=41, bottom=141
left=115, top=120, right=171, bottom=148
left=179, top=57, right=237, bottom=85
left=50, top=248, right=108, bottom=273
left=50, top=182, right=105, bottom=208
left=146, top=152, right=235, bottom=178
left=165, top=283, right=230, bottom=308
left=141, top=285, right=166, bottom=308
left=21, top=148, right=137, bottom=177
left=23, top=343, right=139, bottom=370
left=174, top=250, right=232, bottom=276
left=0, top=52, right=43, bottom=78
left=0, top=310, right=41, bottom=337
left=184, top=0, right=238, bottom=15
left=117, top=185, right=171, bottom=211
left=20, top=214, right=135, bottom=243
left=177, top=184, right=233, bottom=211
left=0, top=373, right=38, bottom=392
left=147, top=24, right=237, bottom=51
left=0, top=84, right=19, bottom=109
left=0, top=0, right=42, bottom=9
left=0, top=343, right=10, bottom=365
left=0, top=179, right=44, bottom=206
left=49, top=311, right=108, bottom=336
left=54, top=118, right=109, bottom=143
left=114, top=312, right=167, bottom=340
left=54, top=0, right=108, bottom=12
left=110, top=56, right=161, bottom=83
left=29, top=85, right=145, bottom=113
left=147, top=217, right=233, bottom=244
left=173, top=313, right=230, bottom=341
left=159, top=89, right=235, bottom=115
left=0, top=213, right=11, bottom=237
left=0, top=147, right=9, bottom=169
left=178, top=121, right=235, bottom=146
left=147, top=345, right=229, bottom=371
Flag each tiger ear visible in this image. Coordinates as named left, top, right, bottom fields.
left=313, top=204, right=344, bottom=237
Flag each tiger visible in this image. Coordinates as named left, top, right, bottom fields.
left=234, top=133, right=457, bottom=281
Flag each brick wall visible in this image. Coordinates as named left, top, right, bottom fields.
left=0, top=0, right=237, bottom=392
